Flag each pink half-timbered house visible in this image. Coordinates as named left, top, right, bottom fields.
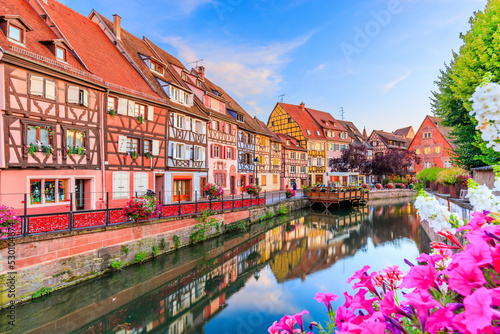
left=0, top=0, right=105, bottom=214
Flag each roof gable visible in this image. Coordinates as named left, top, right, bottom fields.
left=278, top=103, right=326, bottom=140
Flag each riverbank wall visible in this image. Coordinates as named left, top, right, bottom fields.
left=0, top=198, right=309, bottom=309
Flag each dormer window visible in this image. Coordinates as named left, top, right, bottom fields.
left=316, top=130, right=321, bottom=136
left=9, top=25, right=22, bottom=42
left=181, top=72, right=187, bottom=80
left=196, top=80, right=202, bottom=88
left=1, top=15, right=34, bottom=45
left=149, top=59, right=163, bottom=74
left=306, top=129, right=311, bottom=135
left=56, top=46, right=66, bottom=62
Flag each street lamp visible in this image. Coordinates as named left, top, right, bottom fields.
left=253, top=157, right=259, bottom=185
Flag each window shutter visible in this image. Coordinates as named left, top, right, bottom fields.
left=222, top=146, right=226, bottom=159
left=208, top=121, right=212, bottom=130
left=67, top=85, right=79, bottom=103
left=185, top=117, right=191, bottom=131
left=82, top=90, right=89, bottom=107
left=172, top=113, right=177, bottom=128
left=152, top=140, right=160, bottom=156
left=30, top=76, right=44, bottom=96
left=202, top=147, right=206, bottom=162
left=147, top=106, right=154, bottom=121
left=205, top=95, right=210, bottom=107
left=169, top=142, right=174, bottom=157
left=219, top=102, right=224, bottom=112
left=127, top=100, right=135, bottom=117
left=117, top=135, right=127, bottom=153
left=117, top=98, right=127, bottom=115
left=45, top=80, right=56, bottom=100
left=211, top=144, right=214, bottom=158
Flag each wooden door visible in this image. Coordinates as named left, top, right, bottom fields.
left=230, top=176, right=235, bottom=194
left=173, top=179, right=192, bottom=202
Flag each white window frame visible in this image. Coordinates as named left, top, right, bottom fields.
left=291, top=166, right=296, bottom=174
left=174, top=143, right=184, bottom=160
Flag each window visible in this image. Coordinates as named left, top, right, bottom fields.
left=66, top=129, right=85, bottom=148
left=174, top=143, right=185, bottom=160
left=197, top=80, right=202, bottom=88
left=291, top=166, right=296, bottom=174
left=214, top=145, right=221, bottom=158
left=316, top=143, right=321, bottom=150
left=108, top=96, right=117, bottom=111
left=273, top=158, right=279, bottom=165
left=425, top=162, right=432, bottom=169
left=262, top=175, right=267, bottom=186
left=194, top=120, right=205, bottom=134
left=113, top=172, right=130, bottom=200
left=30, top=179, right=70, bottom=205
left=29, top=75, right=56, bottom=100
left=127, top=137, right=139, bottom=153
left=237, top=114, right=244, bottom=122
left=175, top=114, right=184, bottom=129
left=424, top=147, right=431, bottom=154
left=301, top=166, right=306, bottom=174
left=435, top=147, right=441, bottom=154
left=27, top=125, right=52, bottom=146
left=291, top=152, right=296, bottom=159
left=301, top=153, right=306, bottom=160
left=444, top=161, right=452, bottom=168
left=67, top=85, right=88, bottom=106
left=317, top=158, right=322, bottom=166
left=308, top=158, right=312, bottom=166
left=271, top=121, right=275, bottom=127
left=316, top=130, right=321, bottom=136
left=213, top=120, right=219, bottom=131
left=288, top=118, right=292, bottom=123
left=170, top=86, right=191, bottom=106
left=8, top=25, right=22, bottom=43
left=134, top=103, right=146, bottom=118
left=194, top=146, right=205, bottom=161
left=286, top=140, right=290, bottom=145
left=423, top=132, right=432, bottom=139
left=273, top=175, right=278, bottom=184
left=306, top=129, right=311, bottom=135
left=416, top=148, right=420, bottom=155
left=144, top=140, right=151, bottom=154
left=227, top=147, right=232, bottom=159
left=149, top=59, right=163, bottom=74
left=56, top=46, right=66, bottom=62
left=182, top=72, right=187, bottom=80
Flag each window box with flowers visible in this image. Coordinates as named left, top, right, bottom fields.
left=129, top=151, right=138, bottom=160
left=67, top=146, right=85, bottom=156
left=27, top=125, right=54, bottom=157
left=144, top=151, right=152, bottom=159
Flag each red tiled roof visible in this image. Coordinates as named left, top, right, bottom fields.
left=0, top=0, right=91, bottom=74
left=275, top=133, right=307, bottom=151
left=393, top=126, right=413, bottom=138
left=305, top=107, right=351, bottom=143
left=278, top=103, right=326, bottom=140
left=374, top=130, right=407, bottom=143
left=39, top=2, right=159, bottom=100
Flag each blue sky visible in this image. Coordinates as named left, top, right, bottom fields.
left=63, top=0, right=487, bottom=134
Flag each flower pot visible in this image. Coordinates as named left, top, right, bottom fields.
left=286, top=194, right=292, bottom=199
left=450, top=183, right=466, bottom=199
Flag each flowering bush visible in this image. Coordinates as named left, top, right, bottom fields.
left=0, top=205, right=21, bottom=238
left=203, top=183, right=224, bottom=200
left=122, top=196, right=161, bottom=222
left=375, top=183, right=383, bottom=190
left=395, top=183, right=406, bottom=189
left=386, top=183, right=394, bottom=189
left=456, top=174, right=472, bottom=186
left=268, top=192, right=500, bottom=334
left=436, top=167, right=470, bottom=186
left=285, top=188, right=296, bottom=198
left=362, top=184, right=370, bottom=189
left=470, top=81, right=500, bottom=152
left=245, top=184, right=261, bottom=196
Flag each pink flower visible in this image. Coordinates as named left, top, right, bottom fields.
left=405, top=289, right=439, bottom=331
left=335, top=306, right=356, bottom=331
left=292, top=310, right=309, bottom=332
left=448, top=263, right=486, bottom=296
left=314, top=292, right=338, bottom=312
left=460, top=288, right=498, bottom=334
left=425, top=305, right=454, bottom=334
left=400, top=262, right=439, bottom=291
left=349, top=289, right=377, bottom=315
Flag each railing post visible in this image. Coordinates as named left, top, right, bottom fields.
left=105, top=192, right=109, bottom=226
left=265, top=190, right=267, bottom=205
left=23, top=193, right=27, bottom=237
left=158, top=191, right=162, bottom=220
left=232, top=193, right=234, bottom=210
left=69, top=193, right=74, bottom=231
left=210, top=197, right=212, bottom=211
left=242, top=193, right=244, bottom=207
left=221, top=194, right=224, bottom=212
left=178, top=195, right=181, bottom=216
left=195, top=191, right=198, bottom=214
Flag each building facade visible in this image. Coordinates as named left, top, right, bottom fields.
left=409, top=116, right=456, bottom=172
left=275, top=134, right=308, bottom=189
left=367, top=130, right=408, bottom=157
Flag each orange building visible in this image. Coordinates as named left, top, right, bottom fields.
left=409, top=116, right=456, bottom=172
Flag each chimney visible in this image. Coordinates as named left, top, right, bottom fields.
left=198, top=66, right=205, bottom=80
left=300, top=102, right=305, bottom=110
left=113, top=14, right=121, bottom=40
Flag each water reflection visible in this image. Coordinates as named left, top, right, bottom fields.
left=1, top=198, right=420, bottom=334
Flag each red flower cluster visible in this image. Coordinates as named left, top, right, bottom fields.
left=122, top=196, right=161, bottom=222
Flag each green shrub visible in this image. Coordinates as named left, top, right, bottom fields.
left=416, top=167, right=443, bottom=183
left=135, top=251, right=147, bottom=263
left=111, top=259, right=123, bottom=270
left=276, top=204, right=288, bottom=216
left=121, top=245, right=129, bottom=256
left=160, top=238, right=167, bottom=249
left=436, top=167, right=469, bottom=186
left=382, top=178, right=390, bottom=186
left=32, top=287, right=53, bottom=299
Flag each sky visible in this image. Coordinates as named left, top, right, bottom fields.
left=62, top=0, right=487, bottom=134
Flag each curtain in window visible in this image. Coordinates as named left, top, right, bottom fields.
left=40, top=128, right=50, bottom=145
left=27, top=126, right=37, bottom=145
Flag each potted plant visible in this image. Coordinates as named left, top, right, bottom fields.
left=416, top=167, right=443, bottom=191
left=130, top=151, right=138, bottom=160
left=109, top=108, right=116, bottom=117
left=42, top=145, right=53, bottom=157
left=138, top=115, right=145, bottom=124
left=203, top=183, right=224, bottom=200
left=122, top=195, right=162, bottom=223
left=285, top=187, right=296, bottom=199
left=145, top=151, right=152, bottom=159
left=246, top=184, right=261, bottom=197
left=29, top=143, right=40, bottom=156
left=375, top=183, right=383, bottom=190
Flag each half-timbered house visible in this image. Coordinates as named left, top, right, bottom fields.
left=0, top=0, right=106, bottom=213
left=93, top=15, right=210, bottom=203
left=275, top=133, right=308, bottom=190
left=40, top=3, right=168, bottom=209
left=187, top=68, right=239, bottom=195
left=253, top=117, right=280, bottom=192
left=267, top=102, right=327, bottom=185
left=367, top=130, right=408, bottom=157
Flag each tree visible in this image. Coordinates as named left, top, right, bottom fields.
left=370, top=149, right=421, bottom=177
left=329, top=145, right=371, bottom=174
left=432, top=0, right=500, bottom=167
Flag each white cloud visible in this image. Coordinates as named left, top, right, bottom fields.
left=158, top=31, right=316, bottom=115
left=382, top=71, right=411, bottom=93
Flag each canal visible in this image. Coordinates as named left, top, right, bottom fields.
left=1, top=197, right=424, bottom=334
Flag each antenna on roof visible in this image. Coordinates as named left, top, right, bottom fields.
left=339, top=107, right=345, bottom=121
left=278, top=94, right=285, bottom=103
left=186, top=59, right=204, bottom=68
